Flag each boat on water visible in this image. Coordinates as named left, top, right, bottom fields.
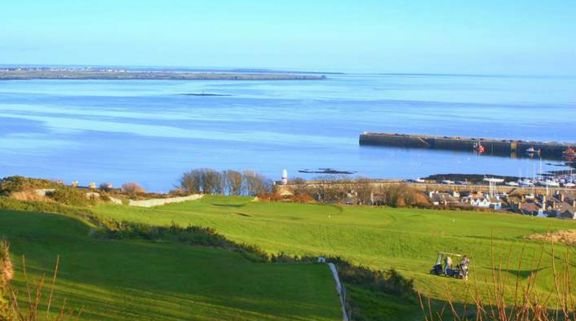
left=483, top=177, right=505, bottom=184
left=518, top=179, right=535, bottom=187
left=538, top=180, right=560, bottom=187
left=473, top=142, right=485, bottom=154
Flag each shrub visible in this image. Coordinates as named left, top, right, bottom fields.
left=0, top=176, right=59, bottom=196
left=0, top=197, right=99, bottom=226
left=94, top=221, right=269, bottom=262
left=51, top=186, right=91, bottom=206
left=329, top=257, right=415, bottom=298
left=121, top=182, right=145, bottom=195
left=291, top=193, right=315, bottom=203
left=256, top=192, right=285, bottom=202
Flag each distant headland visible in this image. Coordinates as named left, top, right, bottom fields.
left=0, top=66, right=327, bottom=81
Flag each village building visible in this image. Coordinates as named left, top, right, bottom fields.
left=461, top=192, right=503, bottom=210
left=518, top=202, right=542, bottom=216
left=428, top=191, right=462, bottom=207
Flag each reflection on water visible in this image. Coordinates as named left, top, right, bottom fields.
left=0, top=73, right=574, bottom=191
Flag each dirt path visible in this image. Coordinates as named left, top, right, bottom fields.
left=126, top=194, right=204, bottom=207
left=328, top=263, right=349, bottom=321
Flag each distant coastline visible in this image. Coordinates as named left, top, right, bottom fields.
left=0, top=67, right=327, bottom=81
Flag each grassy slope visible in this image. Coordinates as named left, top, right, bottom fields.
left=0, top=209, right=341, bottom=321
left=94, top=196, right=576, bottom=314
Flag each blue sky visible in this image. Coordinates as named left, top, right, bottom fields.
left=1, top=0, right=575, bottom=74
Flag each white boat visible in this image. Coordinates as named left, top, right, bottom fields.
left=539, top=180, right=560, bottom=187
left=441, top=180, right=454, bottom=185
left=505, top=181, right=520, bottom=187
left=518, top=179, right=534, bottom=187
left=563, top=182, right=576, bottom=188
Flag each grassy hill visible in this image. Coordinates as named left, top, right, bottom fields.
left=2, top=195, right=574, bottom=321
left=0, top=209, right=342, bottom=321
left=93, top=196, right=576, bottom=319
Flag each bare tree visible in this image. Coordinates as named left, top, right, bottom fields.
left=180, top=170, right=202, bottom=194
left=203, top=169, right=223, bottom=194
left=242, top=170, right=272, bottom=196
left=180, top=169, right=222, bottom=194
left=180, top=168, right=273, bottom=196
left=223, top=170, right=243, bottom=195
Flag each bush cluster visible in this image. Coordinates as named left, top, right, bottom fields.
left=323, top=256, right=416, bottom=298
left=0, top=176, right=59, bottom=196
left=0, top=197, right=99, bottom=226
left=121, top=182, right=145, bottom=195
left=0, top=176, right=95, bottom=207
left=51, top=186, right=93, bottom=207
left=94, top=221, right=269, bottom=262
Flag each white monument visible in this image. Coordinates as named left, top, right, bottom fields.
left=281, top=169, right=288, bottom=185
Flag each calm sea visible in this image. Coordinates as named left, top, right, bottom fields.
left=0, top=73, right=574, bottom=191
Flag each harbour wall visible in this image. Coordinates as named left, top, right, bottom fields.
left=281, top=180, right=571, bottom=195
left=359, top=132, right=573, bottom=160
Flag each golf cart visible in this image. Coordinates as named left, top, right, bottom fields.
left=430, top=252, right=469, bottom=280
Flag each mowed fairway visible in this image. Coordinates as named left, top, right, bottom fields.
left=95, top=196, right=576, bottom=304
left=0, top=209, right=341, bottom=321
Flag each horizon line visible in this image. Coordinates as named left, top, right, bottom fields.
left=1, top=63, right=575, bottom=79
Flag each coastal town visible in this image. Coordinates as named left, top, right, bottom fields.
left=426, top=183, right=576, bottom=219
left=276, top=169, right=576, bottom=219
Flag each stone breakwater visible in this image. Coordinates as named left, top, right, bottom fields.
left=359, top=132, right=574, bottom=160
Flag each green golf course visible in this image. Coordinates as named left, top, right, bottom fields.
left=94, top=196, right=576, bottom=313
left=0, top=208, right=342, bottom=321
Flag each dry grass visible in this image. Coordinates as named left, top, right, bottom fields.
left=9, top=191, right=47, bottom=203
left=526, top=230, right=576, bottom=246
left=1, top=240, right=80, bottom=321
left=1, top=241, right=14, bottom=286
left=419, top=246, right=576, bottom=321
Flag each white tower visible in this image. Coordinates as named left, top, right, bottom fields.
left=281, top=169, right=288, bottom=185
left=483, top=178, right=503, bottom=198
